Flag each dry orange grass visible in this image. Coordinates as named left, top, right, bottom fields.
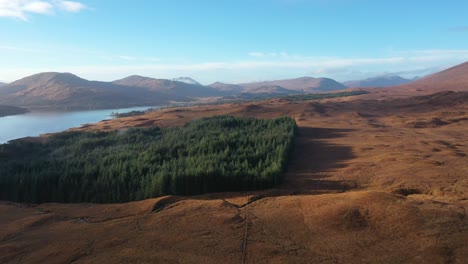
left=1, top=90, right=468, bottom=263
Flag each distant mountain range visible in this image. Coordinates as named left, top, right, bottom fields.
left=239, top=77, right=347, bottom=93
left=1, top=62, right=467, bottom=111
left=0, top=73, right=169, bottom=110
left=0, top=74, right=349, bottom=110
left=113, top=75, right=224, bottom=98
left=0, top=82, right=6, bottom=87
left=343, top=75, right=413, bottom=88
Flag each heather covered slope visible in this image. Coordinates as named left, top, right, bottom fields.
left=409, top=62, right=468, bottom=90
left=364, top=61, right=468, bottom=98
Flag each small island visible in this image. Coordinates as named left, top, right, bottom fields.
left=0, top=105, right=28, bottom=117
left=111, top=108, right=155, bottom=118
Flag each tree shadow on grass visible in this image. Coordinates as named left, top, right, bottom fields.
left=281, top=127, right=357, bottom=194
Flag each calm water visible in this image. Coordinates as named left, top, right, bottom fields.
left=0, top=106, right=159, bottom=143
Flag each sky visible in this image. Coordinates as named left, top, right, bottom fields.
left=1, top=0, right=468, bottom=84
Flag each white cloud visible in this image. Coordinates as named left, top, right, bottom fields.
left=0, top=0, right=87, bottom=20
left=23, top=1, right=53, bottom=14
left=57, top=1, right=86, bottom=12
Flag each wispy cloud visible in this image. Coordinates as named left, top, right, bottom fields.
left=57, top=1, right=86, bottom=12
left=0, top=0, right=88, bottom=21
left=23, top=1, right=53, bottom=14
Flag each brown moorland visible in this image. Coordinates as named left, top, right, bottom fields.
left=1, top=63, right=468, bottom=264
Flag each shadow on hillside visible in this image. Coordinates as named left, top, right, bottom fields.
left=281, top=127, right=356, bottom=194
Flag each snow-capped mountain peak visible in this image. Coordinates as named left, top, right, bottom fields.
left=172, top=77, right=201, bottom=85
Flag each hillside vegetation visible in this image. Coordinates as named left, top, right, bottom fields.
left=0, top=116, right=296, bottom=203
left=284, top=90, right=368, bottom=101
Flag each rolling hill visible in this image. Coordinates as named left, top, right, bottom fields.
left=403, top=62, right=468, bottom=91
left=0, top=82, right=6, bottom=87
left=242, top=85, right=302, bottom=94
left=113, top=75, right=225, bottom=98
left=0, top=72, right=168, bottom=110
left=239, top=77, right=346, bottom=93
left=344, top=75, right=412, bottom=88
left=364, top=61, right=468, bottom=98
left=208, top=82, right=243, bottom=92
left=219, top=85, right=304, bottom=102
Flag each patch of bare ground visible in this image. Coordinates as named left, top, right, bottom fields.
left=1, top=90, right=468, bottom=263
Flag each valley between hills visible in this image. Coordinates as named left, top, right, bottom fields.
left=1, top=63, right=468, bottom=263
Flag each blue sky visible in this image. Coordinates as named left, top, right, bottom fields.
left=1, top=0, right=468, bottom=84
